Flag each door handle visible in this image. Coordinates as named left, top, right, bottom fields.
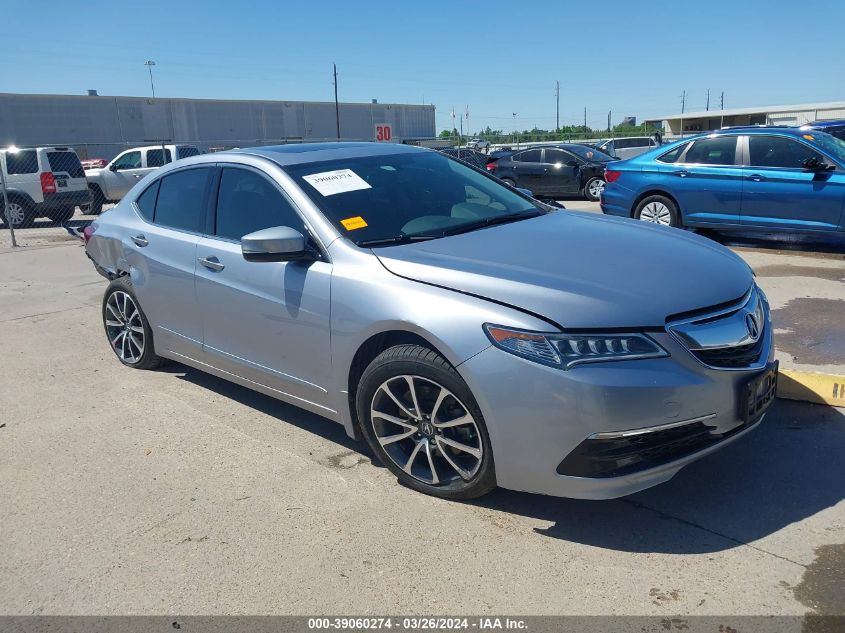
left=748, top=174, right=765, bottom=182
left=131, top=234, right=148, bottom=247
left=673, top=170, right=689, bottom=178
left=198, top=256, right=225, bottom=272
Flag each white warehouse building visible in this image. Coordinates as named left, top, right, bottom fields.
left=646, top=101, right=845, bottom=136
left=0, top=92, right=436, bottom=160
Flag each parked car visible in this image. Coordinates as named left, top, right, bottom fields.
left=85, top=142, right=774, bottom=500
left=490, top=144, right=614, bottom=200
left=802, top=119, right=845, bottom=142
left=435, top=147, right=491, bottom=170
left=597, top=136, right=659, bottom=160
left=0, top=146, right=92, bottom=227
left=85, top=144, right=201, bottom=213
left=601, top=127, right=845, bottom=232
left=467, top=138, right=490, bottom=152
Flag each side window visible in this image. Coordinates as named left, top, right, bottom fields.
left=177, top=147, right=200, bottom=159
left=683, top=136, right=737, bottom=165
left=656, top=142, right=691, bottom=164
left=632, top=138, right=650, bottom=148
left=146, top=149, right=173, bottom=168
left=112, top=151, right=142, bottom=171
left=5, top=150, right=38, bottom=174
left=543, top=149, right=574, bottom=165
left=215, top=168, right=305, bottom=241
left=153, top=168, right=210, bottom=232
left=514, top=149, right=542, bottom=162
left=614, top=138, right=632, bottom=149
left=748, top=136, right=823, bottom=169
left=135, top=181, right=160, bottom=221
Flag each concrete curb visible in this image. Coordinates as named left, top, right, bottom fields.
left=777, top=369, right=845, bottom=407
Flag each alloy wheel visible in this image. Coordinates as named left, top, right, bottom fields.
left=5, top=202, right=25, bottom=226
left=370, top=375, right=483, bottom=486
left=105, top=290, right=146, bottom=364
left=588, top=178, right=605, bottom=199
left=639, top=201, right=673, bottom=225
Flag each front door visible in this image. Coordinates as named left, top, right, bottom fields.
left=541, top=148, right=581, bottom=196
left=741, top=135, right=845, bottom=231
left=665, top=135, right=743, bottom=226
left=109, top=150, right=147, bottom=199
left=194, top=166, right=334, bottom=414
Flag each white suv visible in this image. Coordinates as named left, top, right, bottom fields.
left=85, top=144, right=201, bottom=213
left=1, top=147, right=92, bottom=227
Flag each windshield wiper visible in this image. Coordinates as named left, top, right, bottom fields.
left=439, top=209, right=543, bottom=237
left=357, top=234, right=440, bottom=247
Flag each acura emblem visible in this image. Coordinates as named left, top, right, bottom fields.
left=745, top=313, right=760, bottom=340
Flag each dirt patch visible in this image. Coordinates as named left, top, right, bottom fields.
left=792, top=543, right=845, bottom=632
left=773, top=298, right=845, bottom=366
left=755, top=265, right=845, bottom=283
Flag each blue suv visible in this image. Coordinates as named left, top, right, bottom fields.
left=601, top=127, right=845, bottom=233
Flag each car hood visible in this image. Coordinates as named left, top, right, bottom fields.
left=375, top=212, right=752, bottom=329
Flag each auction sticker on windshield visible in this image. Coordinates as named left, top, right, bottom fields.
left=340, top=216, right=368, bottom=230
left=302, top=169, right=372, bottom=196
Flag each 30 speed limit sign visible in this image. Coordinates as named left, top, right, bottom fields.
left=374, top=124, right=392, bottom=142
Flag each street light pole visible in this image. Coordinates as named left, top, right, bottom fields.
left=1, top=146, right=19, bottom=247
left=144, top=60, right=156, bottom=99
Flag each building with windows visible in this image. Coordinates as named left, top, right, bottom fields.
left=0, top=92, right=436, bottom=160
left=645, top=101, right=845, bottom=137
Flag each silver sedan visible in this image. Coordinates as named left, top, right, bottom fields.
left=85, top=142, right=776, bottom=500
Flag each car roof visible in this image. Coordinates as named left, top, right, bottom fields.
left=804, top=119, right=845, bottom=129
left=231, top=142, right=426, bottom=166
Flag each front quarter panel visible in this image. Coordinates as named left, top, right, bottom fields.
left=326, top=238, right=556, bottom=437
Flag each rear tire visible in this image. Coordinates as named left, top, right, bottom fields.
left=356, top=344, right=496, bottom=500
left=634, top=194, right=681, bottom=227
left=88, top=185, right=105, bottom=215
left=102, top=276, right=164, bottom=370
left=500, top=177, right=517, bottom=188
left=583, top=176, right=606, bottom=201
left=1, top=197, right=35, bottom=228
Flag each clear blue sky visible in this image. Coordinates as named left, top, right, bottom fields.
left=4, top=0, right=844, bottom=134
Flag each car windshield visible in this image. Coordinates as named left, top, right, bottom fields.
left=807, top=130, right=845, bottom=163
left=286, top=150, right=543, bottom=246
left=565, top=145, right=613, bottom=162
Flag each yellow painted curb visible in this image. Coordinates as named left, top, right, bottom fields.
left=777, top=369, right=845, bottom=406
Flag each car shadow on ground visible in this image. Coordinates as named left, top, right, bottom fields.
left=472, top=399, right=845, bottom=553
left=165, top=362, right=844, bottom=554
left=696, top=229, right=845, bottom=256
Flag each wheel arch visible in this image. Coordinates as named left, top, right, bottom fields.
left=3, top=189, right=36, bottom=207
left=346, top=329, right=454, bottom=440
left=630, top=189, right=682, bottom=220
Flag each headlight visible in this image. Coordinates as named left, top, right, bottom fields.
left=484, top=324, right=668, bottom=369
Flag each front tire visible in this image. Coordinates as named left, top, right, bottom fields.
left=356, top=344, right=496, bottom=500
left=634, top=194, right=680, bottom=227
left=584, top=176, right=606, bottom=201
left=102, top=277, right=164, bottom=370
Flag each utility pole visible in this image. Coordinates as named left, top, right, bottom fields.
left=555, top=80, right=560, bottom=132
left=720, top=91, right=725, bottom=129
left=607, top=110, right=611, bottom=134
left=583, top=107, right=587, bottom=133
left=680, top=90, right=687, bottom=138
left=706, top=88, right=710, bottom=111
left=333, top=63, right=340, bottom=141
left=144, top=60, right=156, bottom=99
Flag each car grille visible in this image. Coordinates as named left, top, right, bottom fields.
left=667, top=285, right=769, bottom=370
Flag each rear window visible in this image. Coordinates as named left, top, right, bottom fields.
left=656, top=142, right=691, bottom=163
left=683, top=136, right=738, bottom=165
left=177, top=147, right=200, bottom=159
left=5, top=150, right=38, bottom=175
left=135, top=181, right=160, bottom=222
left=47, top=151, right=84, bottom=178
left=153, top=168, right=210, bottom=232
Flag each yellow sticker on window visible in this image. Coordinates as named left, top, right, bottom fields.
left=803, top=134, right=815, bottom=141
left=340, top=216, right=368, bottom=231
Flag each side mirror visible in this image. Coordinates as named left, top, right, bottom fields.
left=109, top=163, right=118, bottom=172
left=241, top=226, right=313, bottom=262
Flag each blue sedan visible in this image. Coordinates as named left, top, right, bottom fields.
left=601, top=127, right=845, bottom=233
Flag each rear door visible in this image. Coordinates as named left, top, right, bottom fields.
left=740, top=134, right=845, bottom=231
left=108, top=150, right=145, bottom=199
left=45, top=150, right=87, bottom=194
left=664, top=135, right=743, bottom=226
left=509, top=149, right=546, bottom=193
left=541, top=148, right=581, bottom=195
left=122, top=166, right=213, bottom=358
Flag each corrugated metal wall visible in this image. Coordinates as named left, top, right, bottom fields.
left=0, top=93, right=436, bottom=159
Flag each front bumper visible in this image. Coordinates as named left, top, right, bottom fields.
left=458, top=327, right=775, bottom=499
